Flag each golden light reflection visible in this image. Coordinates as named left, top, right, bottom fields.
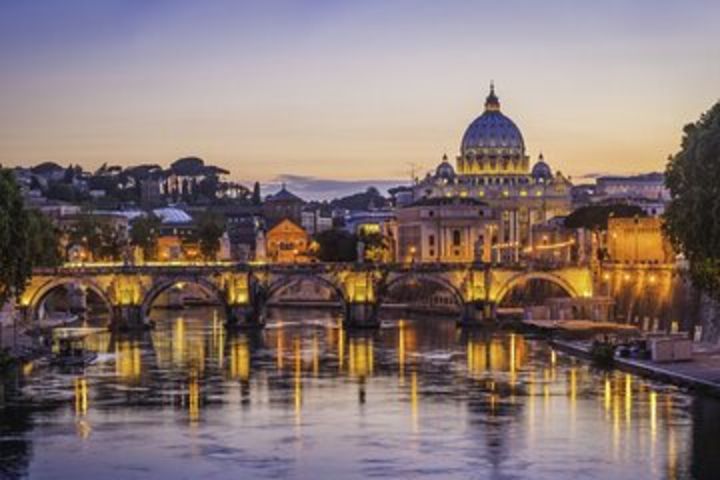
left=348, top=337, right=374, bottom=378
left=116, top=340, right=142, bottom=381
left=312, top=334, right=319, bottom=377
left=398, top=320, right=406, bottom=384
left=229, top=336, right=250, bottom=381
left=74, top=377, right=88, bottom=416
left=276, top=327, right=284, bottom=370
left=410, top=371, right=419, bottom=433
left=211, top=311, right=225, bottom=369
left=650, top=391, right=658, bottom=438
left=188, top=369, right=200, bottom=424
left=604, top=377, right=612, bottom=415
left=337, top=319, right=345, bottom=371
left=173, top=317, right=186, bottom=365
left=625, top=374, right=633, bottom=426
left=509, top=333, right=517, bottom=385
left=294, top=337, right=302, bottom=424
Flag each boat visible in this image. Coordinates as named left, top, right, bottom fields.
left=50, top=334, right=98, bottom=367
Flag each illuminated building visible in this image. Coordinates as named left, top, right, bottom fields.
left=397, top=84, right=573, bottom=263
left=263, top=184, right=305, bottom=226
left=606, top=217, right=674, bottom=264
left=396, top=197, right=496, bottom=263
left=266, top=218, right=310, bottom=263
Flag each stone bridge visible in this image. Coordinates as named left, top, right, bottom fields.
left=18, top=262, right=594, bottom=329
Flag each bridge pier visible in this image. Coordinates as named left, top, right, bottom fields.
left=67, top=284, right=88, bottom=315
left=344, top=302, right=379, bottom=329
left=458, top=301, right=496, bottom=327
left=226, top=304, right=265, bottom=329
left=111, top=305, right=144, bottom=331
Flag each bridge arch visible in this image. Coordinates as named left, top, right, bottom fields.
left=261, top=273, right=348, bottom=306
left=24, top=277, right=113, bottom=325
left=377, top=272, right=467, bottom=317
left=141, top=277, right=229, bottom=319
left=493, top=271, right=580, bottom=305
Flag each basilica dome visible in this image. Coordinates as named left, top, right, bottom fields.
left=435, top=154, right=456, bottom=180
left=531, top=153, right=553, bottom=181
left=460, top=84, right=525, bottom=157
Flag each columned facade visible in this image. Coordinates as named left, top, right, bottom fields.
left=399, top=84, right=573, bottom=264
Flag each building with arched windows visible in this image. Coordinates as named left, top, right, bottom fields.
left=397, top=84, right=573, bottom=263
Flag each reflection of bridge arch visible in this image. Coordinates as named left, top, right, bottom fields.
left=494, top=271, right=579, bottom=305
left=25, top=277, right=113, bottom=324
left=378, top=273, right=466, bottom=310
left=141, top=277, right=228, bottom=319
left=262, top=274, right=348, bottom=306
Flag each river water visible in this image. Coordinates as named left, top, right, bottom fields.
left=1, top=307, right=719, bottom=479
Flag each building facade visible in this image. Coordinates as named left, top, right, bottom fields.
left=606, top=217, right=674, bottom=264
left=263, top=184, right=305, bottom=227
left=266, top=218, right=310, bottom=263
left=397, top=85, right=573, bottom=263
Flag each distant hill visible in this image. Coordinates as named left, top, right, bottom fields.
left=329, top=187, right=389, bottom=211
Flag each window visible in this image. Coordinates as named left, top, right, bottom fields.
left=428, top=234, right=435, bottom=246
left=452, top=230, right=461, bottom=246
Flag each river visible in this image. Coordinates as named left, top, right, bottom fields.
left=1, top=307, right=719, bottom=479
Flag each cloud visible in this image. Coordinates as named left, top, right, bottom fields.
left=573, top=172, right=614, bottom=181
left=263, top=174, right=406, bottom=201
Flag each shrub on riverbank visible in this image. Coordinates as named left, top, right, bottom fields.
left=0, top=348, right=16, bottom=373
left=589, top=341, right=615, bottom=367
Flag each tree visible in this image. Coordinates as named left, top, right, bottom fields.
left=67, top=214, right=124, bottom=261
left=252, top=181, right=261, bottom=205
left=664, top=101, right=720, bottom=300
left=26, top=210, right=61, bottom=267
left=196, top=214, right=225, bottom=260
left=314, top=229, right=357, bottom=262
left=0, top=168, right=32, bottom=307
left=564, top=204, right=645, bottom=231
left=359, top=231, right=390, bottom=263
left=130, top=214, right=161, bottom=261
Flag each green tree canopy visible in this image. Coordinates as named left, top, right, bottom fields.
left=358, top=231, right=390, bottom=263
left=252, top=181, right=261, bottom=205
left=564, top=204, right=646, bottom=230
left=0, top=168, right=31, bottom=306
left=195, top=213, right=225, bottom=260
left=26, top=209, right=61, bottom=268
left=130, top=214, right=161, bottom=261
left=0, top=168, right=61, bottom=307
left=314, top=229, right=357, bottom=262
left=67, top=214, right=124, bottom=261
left=664, top=101, right=720, bottom=299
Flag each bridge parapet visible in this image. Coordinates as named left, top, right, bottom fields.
left=22, top=262, right=595, bottom=329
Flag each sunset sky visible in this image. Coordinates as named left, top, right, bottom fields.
left=1, top=0, right=719, bottom=196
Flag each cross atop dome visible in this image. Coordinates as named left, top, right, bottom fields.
left=484, top=81, right=500, bottom=112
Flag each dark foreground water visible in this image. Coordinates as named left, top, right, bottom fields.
left=2, top=308, right=720, bottom=480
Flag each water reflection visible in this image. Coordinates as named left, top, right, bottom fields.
left=1, top=307, right=718, bottom=479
